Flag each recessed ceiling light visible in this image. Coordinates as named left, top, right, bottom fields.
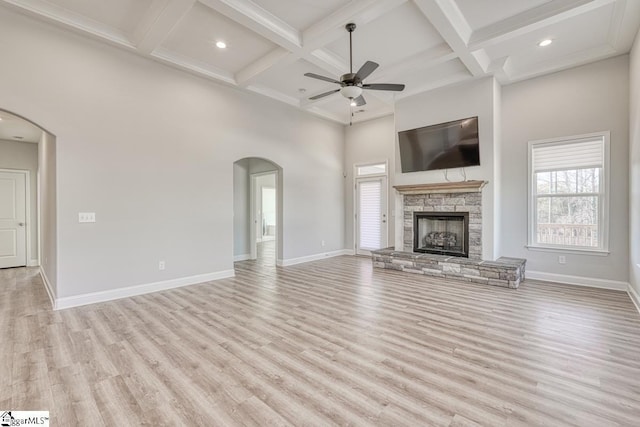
left=538, top=39, right=553, bottom=47
left=216, top=41, right=227, bottom=49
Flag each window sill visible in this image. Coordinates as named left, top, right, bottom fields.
left=525, top=245, right=610, bottom=256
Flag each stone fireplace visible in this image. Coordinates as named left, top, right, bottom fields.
left=398, top=181, right=485, bottom=260
left=414, top=211, right=469, bottom=257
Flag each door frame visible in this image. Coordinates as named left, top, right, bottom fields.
left=250, top=170, right=278, bottom=260
left=0, top=168, right=32, bottom=267
left=353, top=161, right=388, bottom=256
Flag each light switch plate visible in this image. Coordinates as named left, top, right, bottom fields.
left=79, top=212, right=96, bottom=223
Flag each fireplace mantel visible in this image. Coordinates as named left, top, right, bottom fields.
left=394, top=180, right=487, bottom=195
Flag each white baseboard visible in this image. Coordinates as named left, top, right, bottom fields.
left=55, top=269, right=235, bottom=310
left=277, top=249, right=353, bottom=267
left=39, top=267, right=56, bottom=309
left=527, top=270, right=629, bottom=291
left=628, top=284, right=640, bottom=315
left=233, top=254, right=251, bottom=262
left=28, top=259, right=39, bottom=267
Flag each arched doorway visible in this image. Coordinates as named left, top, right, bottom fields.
left=233, top=157, right=283, bottom=266
left=0, top=108, right=57, bottom=303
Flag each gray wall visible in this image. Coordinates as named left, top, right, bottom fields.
left=0, top=139, right=38, bottom=262
left=344, top=115, right=396, bottom=250
left=630, top=30, right=640, bottom=293
left=501, top=55, right=630, bottom=283
left=395, top=77, right=500, bottom=260
left=0, top=9, right=344, bottom=298
left=38, top=131, right=57, bottom=295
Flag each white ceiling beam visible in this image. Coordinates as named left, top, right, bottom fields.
left=412, top=0, right=485, bottom=76
left=235, top=48, right=295, bottom=87
left=198, top=0, right=301, bottom=50
left=134, top=0, right=197, bottom=54
left=468, top=0, right=617, bottom=50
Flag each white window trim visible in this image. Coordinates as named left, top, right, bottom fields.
left=527, top=131, right=610, bottom=254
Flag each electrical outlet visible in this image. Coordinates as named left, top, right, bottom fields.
left=78, top=212, right=96, bottom=223
left=159, top=261, right=165, bottom=270
left=558, top=256, right=566, bottom=264
left=321, top=240, right=325, bottom=247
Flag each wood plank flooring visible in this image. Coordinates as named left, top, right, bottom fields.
left=1, top=255, right=640, bottom=426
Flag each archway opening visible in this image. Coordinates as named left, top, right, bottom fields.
left=233, top=157, right=283, bottom=267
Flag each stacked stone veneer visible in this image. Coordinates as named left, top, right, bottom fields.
left=403, top=192, right=482, bottom=259
left=372, top=249, right=526, bottom=289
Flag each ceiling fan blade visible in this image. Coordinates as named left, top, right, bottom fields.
left=304, top=72, right=342, bottom=85
left=363, top=83, right=405, bottom=91
left=353, top=95, right=366, bottom=106
left=355, top=61, right=379, bottom=81
left=309, top=89, right=340, bottom=100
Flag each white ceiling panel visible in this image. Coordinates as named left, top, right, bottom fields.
left=397, top=59, right=470, bottom=95
left=251, top=0, right=351, bottom=31
left=160, top=2, right=277, bottom=74
left=455, top=0, right=552, bottom=30
left=256, top=59, right=338, bottom=101
left=40, top=0, right=157, bottom=36
left=482, top=4, right=614, bottom=69
left=325, top=2, right=444, bottom=70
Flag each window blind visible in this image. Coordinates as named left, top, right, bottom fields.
left=359, top=180, right=381, bottom=250
left=532, top=138, right=604, bottom=172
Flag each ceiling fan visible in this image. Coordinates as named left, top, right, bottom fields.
left=304, top=23, right=405, bottom=107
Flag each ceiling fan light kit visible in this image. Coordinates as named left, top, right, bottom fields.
left=304, top=23, right=405, bottom=113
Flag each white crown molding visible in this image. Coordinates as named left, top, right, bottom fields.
left=55, top=269, right=235, bottom=310
left=150, top=48, right=236, bottom=84
left=527, top=270, right=629, bottom=291
left=1, top=0, right=136, bottom=48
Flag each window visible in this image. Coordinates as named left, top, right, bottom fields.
left=356, top=163, right=386, bottom=176
left=528, top=132, right=609, bottom=252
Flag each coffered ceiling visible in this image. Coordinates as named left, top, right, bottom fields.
left=1, top=0, right=638, bottom=124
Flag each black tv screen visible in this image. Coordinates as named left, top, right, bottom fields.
left=398, top=116, right=480, bottom=173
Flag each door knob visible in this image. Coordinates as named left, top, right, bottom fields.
left=18, top=222, right=25, bottom=226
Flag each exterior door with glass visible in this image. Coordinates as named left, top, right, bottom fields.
left=356, top=176, right=387, bottom=255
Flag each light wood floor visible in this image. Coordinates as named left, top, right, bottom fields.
left=2, top=256, right=640, bottom=426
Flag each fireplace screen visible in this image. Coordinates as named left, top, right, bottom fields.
left=414, top=212, right=469, bottom=257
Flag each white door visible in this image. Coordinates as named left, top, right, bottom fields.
left=0, top=171, right=27, bottom=268
left=356, top=176, right=387, bottom=255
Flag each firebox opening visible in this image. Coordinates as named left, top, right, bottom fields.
left=414, top=212, right=469, bottom=257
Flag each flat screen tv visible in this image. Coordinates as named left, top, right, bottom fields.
left=398, top=116, right=480, bottom=173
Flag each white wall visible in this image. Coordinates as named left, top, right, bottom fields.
left=38, top=131, right=57, bottom=296
left=0, top=139, right=38, bottom=262
left=630, top=30, right=640, bottom=294
left=395, top=77, right=500, bottom=260
left=344, top=115, right=396, bottom=250
left=502, top=55, right=630, bottom=284
left=0, top=9, right=344, bottom=299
